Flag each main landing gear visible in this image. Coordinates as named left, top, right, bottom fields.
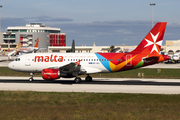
left=85, top=75, right=92, bottom=82
left=29, top=73, right=34, bottom=82
left=74, top=74, right=92, bottom=83
left=74, top=77, right=81, bottom=83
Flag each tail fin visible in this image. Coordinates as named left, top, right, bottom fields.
left=16, top=43, right=21, bottom=50
left=130, top=22, right=167, bottom=54
left=34, top=38, right=39, bottom=48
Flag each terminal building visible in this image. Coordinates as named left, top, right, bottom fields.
left=0, top=23, right=66, bottom=51
left=165, top=40, right=180, bottom=54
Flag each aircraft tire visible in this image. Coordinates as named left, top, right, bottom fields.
left=74, top=77, right=81, bottom=83
left=85, top=76, right=92, bottom=82
left=29, top=78, right=34, bottom=82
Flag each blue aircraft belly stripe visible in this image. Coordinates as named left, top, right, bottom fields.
left=95, top=53, right=111, bottom=72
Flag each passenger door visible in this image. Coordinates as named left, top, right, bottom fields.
left=25, top=55, right=31, bottom=66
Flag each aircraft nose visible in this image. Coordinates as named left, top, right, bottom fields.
left=8, top=62, right=15, bottom=70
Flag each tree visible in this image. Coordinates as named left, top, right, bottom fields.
left=109, top=45, right=115, bottom=52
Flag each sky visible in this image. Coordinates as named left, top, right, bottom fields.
left=1, top=0, right=180, bottom=46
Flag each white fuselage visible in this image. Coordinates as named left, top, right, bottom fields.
left=172, top=53, right=180, bottom=61
left=8, top=53, right=109, bottom=74
left=19, top=47, right=38, bottom=53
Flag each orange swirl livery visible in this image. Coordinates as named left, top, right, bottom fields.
left=8, top=22, right=169, bottom=83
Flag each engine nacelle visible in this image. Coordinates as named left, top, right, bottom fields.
left=42, top=69, right=60, bottom=80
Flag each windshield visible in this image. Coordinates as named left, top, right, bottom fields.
left=14, top=58, right=20, bottom=61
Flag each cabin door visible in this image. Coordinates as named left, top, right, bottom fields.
left=25, top=55, right=31, bottom=66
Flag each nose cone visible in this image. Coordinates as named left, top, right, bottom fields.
left=8, top=62, right=15, bottom=71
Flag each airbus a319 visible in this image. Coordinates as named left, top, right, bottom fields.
left=8, top=22, right=169, bottom=83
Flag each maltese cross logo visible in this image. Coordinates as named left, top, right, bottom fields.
left=144, top=32, right=162, bottom=53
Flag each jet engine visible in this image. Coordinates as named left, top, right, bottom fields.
left=42, top=68, right=60, bottom=80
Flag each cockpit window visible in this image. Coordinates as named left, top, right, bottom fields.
left=14, top=58, right=20, bottom=61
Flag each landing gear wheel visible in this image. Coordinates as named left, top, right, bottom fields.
left=29, top=73, right=34, bottom=82
left=29, top=78, right=34, bottom=82
left=74, top=77, right=82, bottom=83
left=85, top=75, right=92, bottom=82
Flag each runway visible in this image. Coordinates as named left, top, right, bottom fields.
left=0, top=77, right=180, bottom=94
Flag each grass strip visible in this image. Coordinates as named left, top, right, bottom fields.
left=0, top=91, right=180, bottom=120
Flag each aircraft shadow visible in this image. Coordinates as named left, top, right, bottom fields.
left=0, top=78, right=180, bottom=86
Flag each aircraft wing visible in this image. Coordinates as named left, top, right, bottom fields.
left=60, top=62, right=86, bottom=76
left=48, top=62, right=87, bottom=77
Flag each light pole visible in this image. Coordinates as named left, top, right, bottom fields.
left=150, top=3, right=155, bottom=28
left=0, top=5, right=2, bottom=46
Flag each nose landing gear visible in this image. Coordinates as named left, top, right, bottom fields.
left=29, top=73, right=34, bottom=82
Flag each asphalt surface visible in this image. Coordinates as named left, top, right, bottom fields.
left=0, top=77, right=180, bottom=94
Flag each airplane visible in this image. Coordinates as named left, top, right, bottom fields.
left=6, top=38, right=39, bottom=60
left=66, top=39, right=75, bottom=53
left=8, top=22, right=170, bottom=83
left=17, top=38, right=39, bottom=54
left=172, top=52, right=180, bottom=63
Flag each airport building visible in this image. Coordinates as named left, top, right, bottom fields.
left=165, top=40, right=180, bottom=54
left=48, top=40, right=180, bottom=54
left=48, top=42, right=137, bottom=53
left=1, top=23, right=66, bottom=51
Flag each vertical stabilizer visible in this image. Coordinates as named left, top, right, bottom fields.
left=130, top=22, right=167, bottom=54
left=34, top=38, right=39, bottom=48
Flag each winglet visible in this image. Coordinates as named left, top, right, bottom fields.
left=76, top=60, right=81, bottom=65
